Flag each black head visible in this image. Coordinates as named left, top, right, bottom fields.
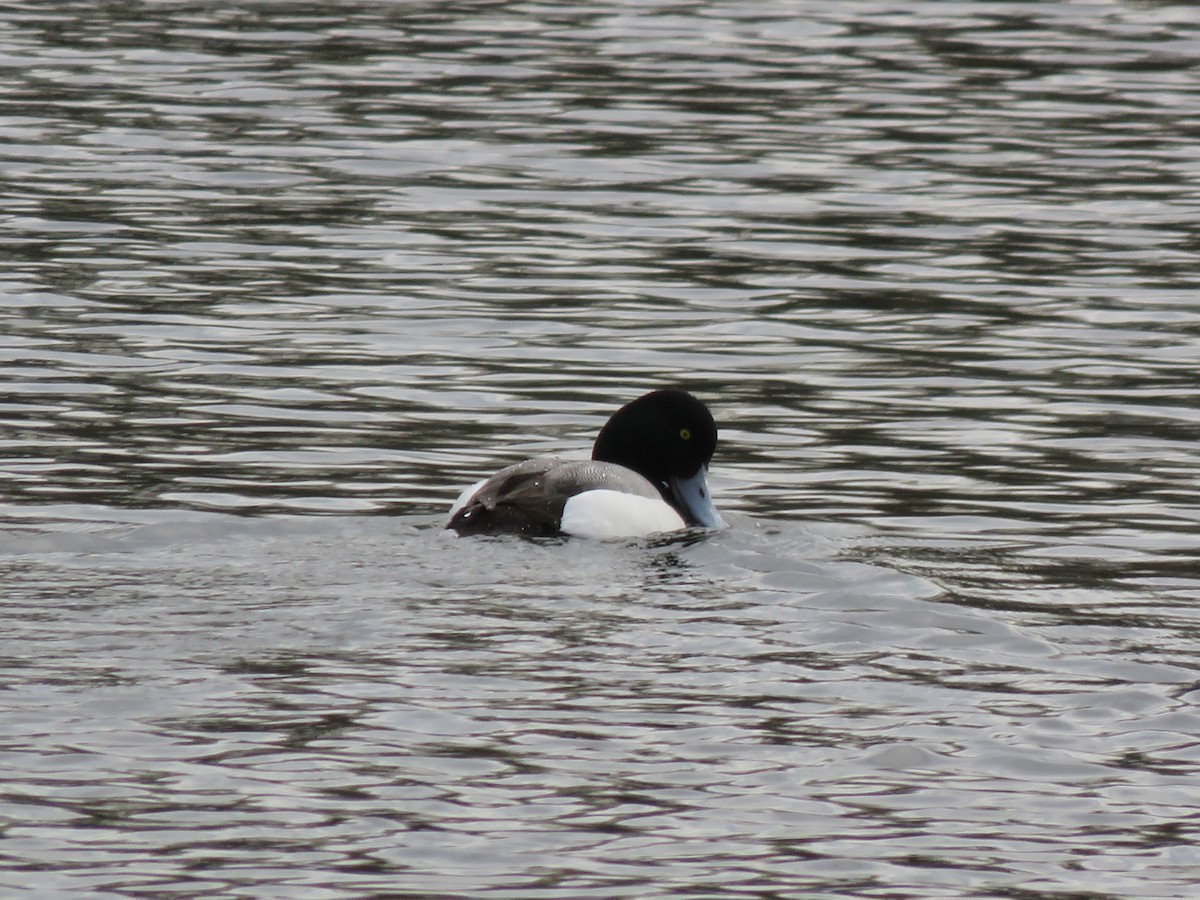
left=591, top=389, right=718, bottom=487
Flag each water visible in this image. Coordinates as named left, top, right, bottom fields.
left=3, top=1, right=1200, bottom=897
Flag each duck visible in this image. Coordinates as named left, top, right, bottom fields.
left=446, top=389, right=725, bottom=539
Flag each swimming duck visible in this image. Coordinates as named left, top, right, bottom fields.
left=447, top=389, right=725, bottom=539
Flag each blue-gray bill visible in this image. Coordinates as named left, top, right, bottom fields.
left=668, top=468, right=725, bottom=530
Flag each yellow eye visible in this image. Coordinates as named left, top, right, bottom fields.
left=679, top=428, right=691, bottom=441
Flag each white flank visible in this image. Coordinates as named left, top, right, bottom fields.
left=560, top=489, right=686, bottom=539
left=446, top=478, right=486, bottom=522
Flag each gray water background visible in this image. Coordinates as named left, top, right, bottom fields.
left=3, top=2, right=1200, bottom=897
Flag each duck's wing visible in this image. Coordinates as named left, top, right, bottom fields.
left=447, top=458, right=567, bottom=536
left=447, top=458, right=662, bottom=537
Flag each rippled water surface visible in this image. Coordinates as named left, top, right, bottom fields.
left=4, top=2, right=1200, bottom=897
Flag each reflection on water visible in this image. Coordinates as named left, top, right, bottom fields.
left=3, top=2, right=1200, bottom=898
